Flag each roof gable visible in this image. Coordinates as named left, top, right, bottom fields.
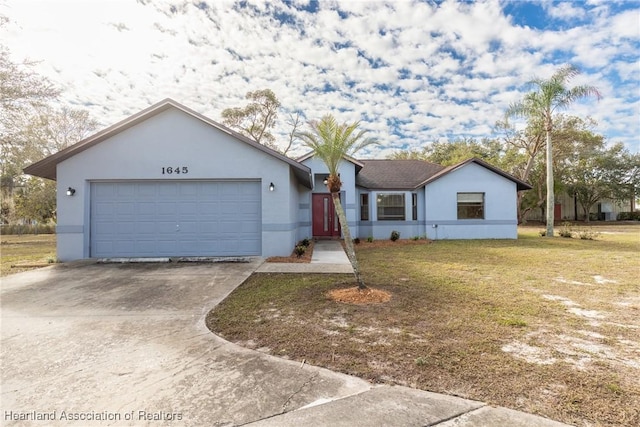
left=424, top=158, right=532, bottom=191
left=297, top=151, right=364, bottom=172
left=23, top=98, right=312, bottom=187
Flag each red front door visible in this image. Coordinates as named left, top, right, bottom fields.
left=312, top=193, right=341, bottom=238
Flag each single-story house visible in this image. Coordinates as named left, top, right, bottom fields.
left=24, top=99, right=531, bottom=261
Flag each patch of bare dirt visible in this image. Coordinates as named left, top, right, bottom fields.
left=328, top=286, right=392, bottom=304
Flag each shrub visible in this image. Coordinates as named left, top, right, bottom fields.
left=411, top=235, right=420, bottom=241
left=559, top=222, right=573, bottom=238
left=390, top=230, right=400, bottom=241
left=617, top=212, right=640, bottom=221
left=353, top=237, right=361, bottom=244
left=578, top=229, right=600, bottom=240
left=294, top=245, right=306, bottom=258
left=367, top=236, right=374, bottom=243
left=300, top=238, right=311, bottom=247
left=0, top=224, right=56, bottom=235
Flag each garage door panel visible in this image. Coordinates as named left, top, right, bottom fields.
left=94, top=183, right=116, bottom=197
left=239, top=239, right=261, bottom=252
left=158, top=185, right=178, bottom=197
left=157, top=202, right=177, bottom=215
left=136, top=223, right=156, bottom=234
left=115, top=202, right=135, bottom=215
left=137, top=184, right=157, bottom=197
left=91, top=181, right=261, bottom=257
left=137, top=202, right=156, bottom=215
left=114, top=240, right=136, bottom=253
left=178, top=221, right=199, bottom=233
left=116, top=184, right=136, bottom=197
left=179, top=202, right=198, bottom=215
left=198, top=202, right=219, bottom=213
left=116, top=222, right=136, bottom=234
left=94, top=201, right=114, bottom=216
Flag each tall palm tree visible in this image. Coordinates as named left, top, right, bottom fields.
left=296, top=115, right=377, bottom=290
left=506, top=64, right=601, bottom=237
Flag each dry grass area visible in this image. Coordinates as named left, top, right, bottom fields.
left=0, top=234, right=56, bottom=277
left=208, top=225, right=640, bottom=427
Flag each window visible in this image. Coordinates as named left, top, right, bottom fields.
left=412, top=193, right=418, bottom=221
left=377, top=193, right=405, bottom=220
left=457, top=192, right=484, bottom=219
left=360, top=194, right=369, bottom=221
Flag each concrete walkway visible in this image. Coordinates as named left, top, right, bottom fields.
left=256, top=240, right=353, bottom=273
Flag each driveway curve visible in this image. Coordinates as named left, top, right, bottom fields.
left=1, top=261, right=369, bottom=426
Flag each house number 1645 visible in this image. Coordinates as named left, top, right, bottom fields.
left=162, top=166, right=189, bottom=175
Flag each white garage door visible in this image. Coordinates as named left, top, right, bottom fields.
left=90, top=181, right=261, bottom=258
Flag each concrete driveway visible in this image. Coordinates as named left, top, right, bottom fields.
left=0, top=261, right=370, bottom=426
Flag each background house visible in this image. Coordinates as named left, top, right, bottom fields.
left=25, top=99, right=531, bottom=261
left=524, top=193, right=632, bottom=223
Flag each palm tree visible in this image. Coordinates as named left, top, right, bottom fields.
left=296, top=115, right=377, bottom=290
left=506, top=64, right=601, bottom=237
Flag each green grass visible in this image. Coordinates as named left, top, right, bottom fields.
left=208, top=225, right=640, bottom=427
left=0, top=234, right=57, bottom=277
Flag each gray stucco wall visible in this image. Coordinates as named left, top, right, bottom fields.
left=424, top=162, right=518, bottom=239
left=55, top=107, right=300, bottom=260
left=357, top=189, right=425, bottom=240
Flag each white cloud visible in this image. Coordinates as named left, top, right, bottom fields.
left=1, top=0, right=638, bottom=157
left=545, top=1, right=587, bottom=21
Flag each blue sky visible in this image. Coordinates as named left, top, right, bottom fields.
left=2, top=0, right=638, bottom=158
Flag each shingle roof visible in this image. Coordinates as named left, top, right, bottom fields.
left=356, top=159, right=446, bottom=189
left=356, top=158, right=532, bottom=191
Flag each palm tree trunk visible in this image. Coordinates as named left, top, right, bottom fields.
left=545, top=130, right=555, bottom=237
left=331, top=191, right=366, bottom=290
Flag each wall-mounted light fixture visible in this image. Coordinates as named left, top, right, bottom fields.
left=66, top=187, right=76, bottom=196
left=323, top=177, right=328, bottom=185
left=269, top=182, right=275, bottom=192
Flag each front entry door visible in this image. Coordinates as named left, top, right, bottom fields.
left=312, top=193, right=341, bottom=238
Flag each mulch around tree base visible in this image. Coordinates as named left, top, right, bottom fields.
left=328, top=286, right=392, bottom=304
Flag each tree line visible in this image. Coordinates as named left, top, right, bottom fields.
left=1, top=23, right=98, bottom=224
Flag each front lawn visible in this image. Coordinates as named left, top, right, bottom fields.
left=0, top=234, right=56, bottom=277
left=207, top=225, right=639, bottom=427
